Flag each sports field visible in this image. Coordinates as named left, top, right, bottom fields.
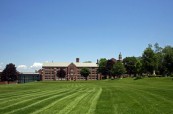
left=0, top=78, right=173, bottom=114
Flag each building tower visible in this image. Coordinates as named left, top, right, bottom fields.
left=119, top=52, right=122, bottom=61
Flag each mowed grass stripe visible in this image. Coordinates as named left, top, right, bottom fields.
left=96, top=78, right=173, bottom=114
left=68, top=87, right=102, bottom=114
left=7, top=89, right=79, bottom=114
left=95, top=87, right=148, bottom=114
left=129, top=89, right=163, bottom=113
left=86, top=87, right=102, bottom=114
left=130, top=87, right=173, bottom=113
left=32, top=88, right=87, bottom=114
left=35, top=88, right=91, bottom=114
left=64, top=88, right=97, bottom=114
left=0, top=82, right=72, bottom=99
left=57, top=89, right=92, bottom=114
left=95, top=87, right=117, bottom=114
left=132, top=87, right=173, bottom=104
left=121, top=83, right=173, bottom=113
left=0, top=89, right=69, bottom=106
left=0, top=89, right=70, bottom=109
left=0, top=78, right=173, bottom=114
left=0, top=89, right=44, bottom=99
left=0, top=82, right=84, bottom=102
left=117, top=87, right=150, bottom=114
left=0, top=90, right=71, bottom=113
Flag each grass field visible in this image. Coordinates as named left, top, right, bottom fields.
left=0, top=78, right=173, bottom=114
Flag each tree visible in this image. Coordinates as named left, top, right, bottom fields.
left=111, top=62, right=126, bottom=78
left=154, top=43, right=163, bottom=75
left=80, top=68, right=90, bottom=80
left=97, top=58, right=108, bottom=79
left=135, top=59, right=143, bottom=76
left=106, top=59, right=115, bottom=78
left=57, top=68, right=66, bottom=80
left=154, top=43, right=162, bottom=53
left=1, top=63, right=18, bottom=82
left=123, top=57, right=137, bottom=76
left=142, top=45, right=157, bottom=75
left=162, top=46, right=173, bottom=75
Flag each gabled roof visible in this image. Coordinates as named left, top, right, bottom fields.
left=20, top=72, right=39, bottom=74
left=74, top=62, right=98, bottom=67
left=43, top=62, right=70, bottom=67
left=42, top=62, right=98, bottom=67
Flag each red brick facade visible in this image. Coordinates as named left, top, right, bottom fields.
left=41, top=61, right=100, bottom=81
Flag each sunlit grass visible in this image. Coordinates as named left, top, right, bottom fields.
left=0, top=77, right=173, bottom=114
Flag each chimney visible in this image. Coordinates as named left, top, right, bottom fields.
left=76, top=58, right=79, bottom=63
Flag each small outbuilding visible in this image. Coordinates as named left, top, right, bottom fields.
left=18, top=72, right=41, bottom=83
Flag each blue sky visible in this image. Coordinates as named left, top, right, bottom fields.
left=0, top=0, right=173, bottom=71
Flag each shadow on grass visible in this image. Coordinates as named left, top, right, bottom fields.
left=134, top=76, right=143, bottom=80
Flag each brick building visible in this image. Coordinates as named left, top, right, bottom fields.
left=41, top=58, right=100, bottom=80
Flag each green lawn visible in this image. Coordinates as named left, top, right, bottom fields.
left=0, top=78, right=173, bottom=114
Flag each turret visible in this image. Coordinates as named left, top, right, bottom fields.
left=119, top=52, right=122, bottom=61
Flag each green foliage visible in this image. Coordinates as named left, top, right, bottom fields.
left=111, top=62, right=126, bottom=77
left=142, top=45, right=157, bottom=74
left=141, top=43, right=173, bottom=76
left=106, top=59, right=115, bottom=78
left=97, top=58, right=108, bottom=78
left=0, top=78, right=173, bottom=113
left=135, top=60, right=143, bottom=76
left=1, top=63, right=18, bottom=81
left=57, top=68, right=66, bottom=79
left=123, top=57, right=138, bottom=76
left=80, top=68, right=90, bottom=80
left=162, top=46, right=173, bottom=75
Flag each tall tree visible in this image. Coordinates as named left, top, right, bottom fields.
left=111, top=62, right=126, bottom=78
left=123, top=57, right=137, bottom=76
left=1, top=63, right=18, bottom=82
left=154, top=43, right=163, bottom=75
left=80, top=68, right=90, bottom=80
left=106, top=59, right=115, bottom=78
left=97, top=58, right=108, bottom=79
left=142, top=45, right=157, bottom=75
left=57, top=68, right=66, bottom=80
left=135, top=59, right=143, bottom=76
left=162, top=46, right=173, bottom=75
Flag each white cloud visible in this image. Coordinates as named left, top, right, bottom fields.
left=0, top=63, right=4, bottom=71
left=0, top=66, right=2, bottom=71
left=17, top=65, right=27, bottom=69
left=0, top=63, right=3, bottom=69
left=30, top=62, right=42, bottom=69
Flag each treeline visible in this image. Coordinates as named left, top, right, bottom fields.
left=97, top=43, right=173, bottom=78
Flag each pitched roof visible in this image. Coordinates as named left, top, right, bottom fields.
left=74, top=62, right=98, bottom=67
left=20, top=72, right=39, bottom=74
left=43, top=62, right=70, bottom=67
left=42, top=62, right=98, bottom=67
